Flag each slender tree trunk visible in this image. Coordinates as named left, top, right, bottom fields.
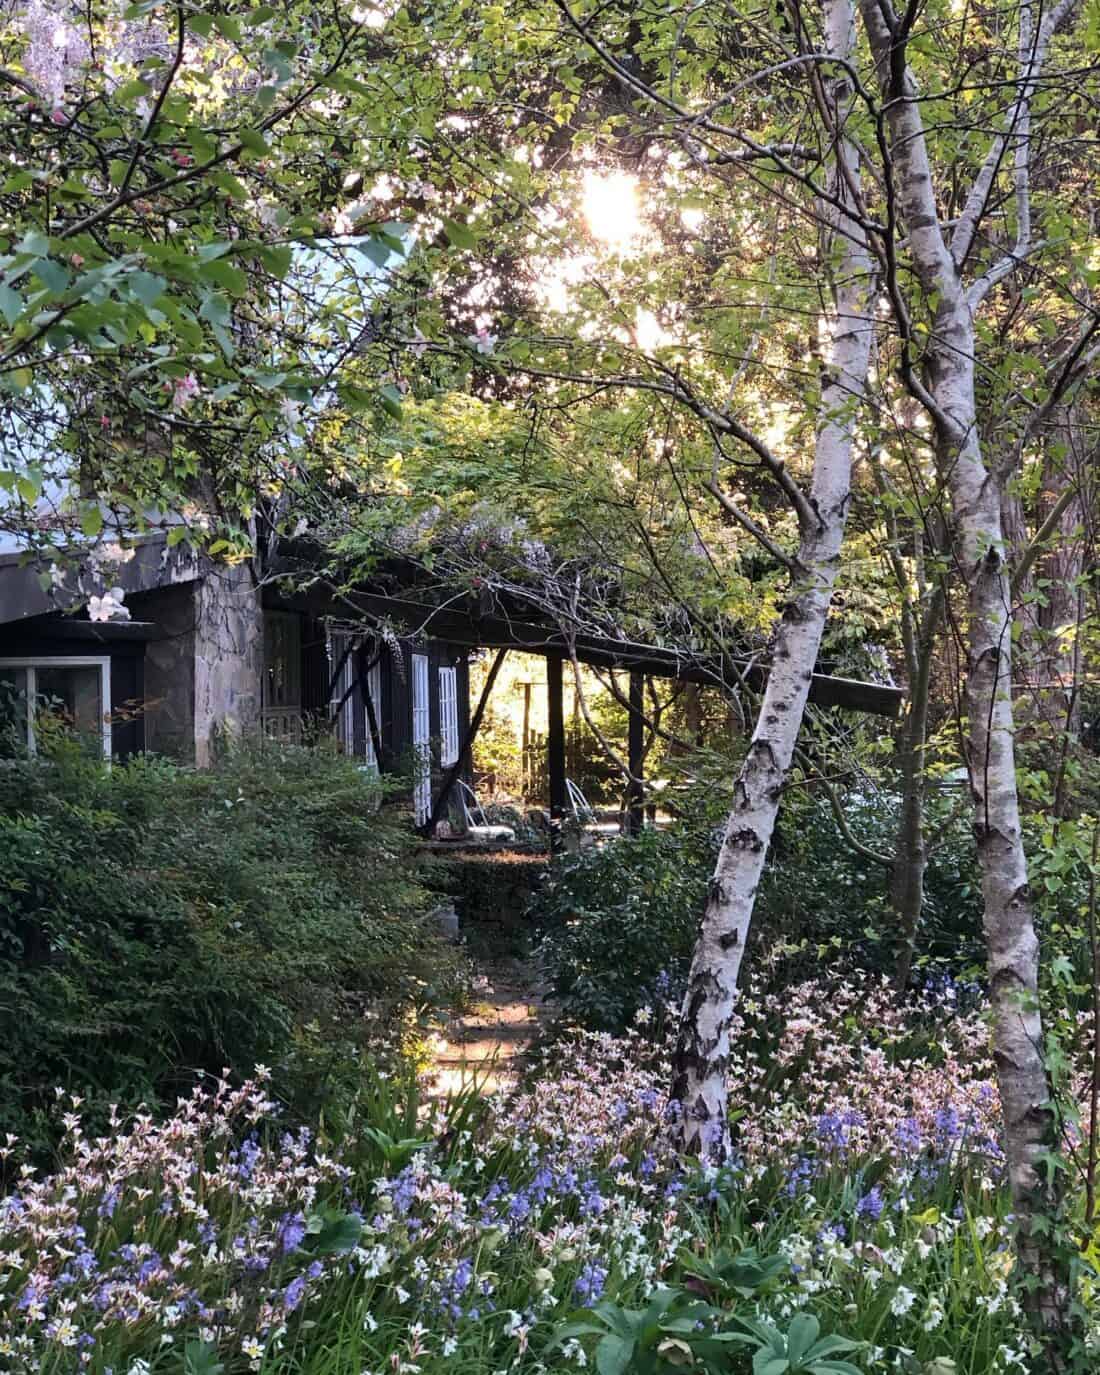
left=892, top=586, right=943, bottom=989
left=671, top=0, right=874, bottom=1159
left=1006, top=403, right=1087, bottom=753
left=859, top=0, right=1068, bottom=1341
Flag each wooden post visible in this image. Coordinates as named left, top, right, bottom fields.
left=626, top=670, right=645, bottom=835
left=521, top=679, right=532, bottom=797
left=547, top=653, right=566, bottom=849
left=423, top=648, right=507, bottom=835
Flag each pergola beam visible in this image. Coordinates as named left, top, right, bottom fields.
left=265, top=582, right=903, bottom=717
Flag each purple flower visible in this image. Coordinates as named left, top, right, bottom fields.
left=894, top=1118, right=922, bottom=1155
left=574, top=1262, right=607, bottom=1306
left=283, top=1275, right=307, bottom=1312
left=279, top=1212, right=307, bottom=1254
left=855, top=1187, right=884, bottom=1222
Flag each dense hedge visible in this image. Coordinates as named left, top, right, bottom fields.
left=0, top=742, right=461, bottom=1158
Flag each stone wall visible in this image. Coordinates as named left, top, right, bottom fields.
left=193, top=560, right=264, bottom=767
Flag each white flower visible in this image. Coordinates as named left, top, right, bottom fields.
left=889, top=1285, right=917, bottom=1316
left=467, top=326, right=497, bottom=355
left=921, top=1298, right=945, bottom=1331
left=88, top=586, right=129, bottom=622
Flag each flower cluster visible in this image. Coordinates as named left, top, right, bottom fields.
left=1, top=973, right=1096, bottom=1374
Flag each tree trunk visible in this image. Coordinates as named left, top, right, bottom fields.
left=859, top=0, right=1068, bottom=1341
left=1006, top=403, right=1087, bottom=754
left=892, top=586, right=943, bottom=989
left=671, top=0, right=874, bottom=1159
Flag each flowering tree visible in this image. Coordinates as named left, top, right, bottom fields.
left=0, top=0, right=449, bottom=562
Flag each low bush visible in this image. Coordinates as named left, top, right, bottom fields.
left=533, top=780, right=985, bottom=1034
left=0, top=742, right=463, bottom=1159
left=533, top=825, right=715, bottom=1031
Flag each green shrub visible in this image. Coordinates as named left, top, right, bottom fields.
left=759, top=788, right=984, bottom=982
left=533, top=825, right=714, bottom=1030
left=533, top=778, right=985, bottom=1033
left=0, top=741, right=462, bottom=1159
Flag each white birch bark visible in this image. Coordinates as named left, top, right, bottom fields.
left=858, top=0, right=1071, bottom=1334
left=671, top=0, right=875, bottom=1158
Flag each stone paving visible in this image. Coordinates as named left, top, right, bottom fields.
left=430, top=955, right=547, bottom=1096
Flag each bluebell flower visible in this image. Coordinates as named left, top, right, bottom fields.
left=279, top=1211, right=307, bottom=1254
left=855, top=1187, right=884, bottom=1222
left=574, top=1262, right=608, bottom=1306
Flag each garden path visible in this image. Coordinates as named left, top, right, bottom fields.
left=431, top=953, right=548, bottom=1096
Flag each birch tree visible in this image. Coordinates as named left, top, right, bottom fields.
left=856, top=0, right=1097, bottom=1341
left=669, top=0, right=876, bottom=1157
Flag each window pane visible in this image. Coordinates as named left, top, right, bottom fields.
left=35, top=665, right=103, bottom=747
left=0, top=668, right=29, bottom=756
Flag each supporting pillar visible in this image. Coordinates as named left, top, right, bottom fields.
left=626, top=670, right=645, bottom=835
left=424, top=648, right=507, bottom=835
left=547, top=652, right=566, bottom=849
left=193, top=559, right=264, bottom=767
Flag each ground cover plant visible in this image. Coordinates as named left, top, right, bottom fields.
left=0, top=743, right=461, bottom=1159
left=2, top=969, right=1096, bottom=1374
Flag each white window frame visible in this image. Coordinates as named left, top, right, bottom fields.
left=439, top=665, right=460, bottom=768
left=0, top=656, right=112, bottom=757
left=362, top=657, right=382, bottom=773
left=330, top=632, right=357, bottom=754
left=411, top=652, right=431, bottom=824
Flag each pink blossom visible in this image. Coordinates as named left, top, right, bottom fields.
left=467, top=327, right=497, bottom=356
left=171, top=373, right=200, bottom=410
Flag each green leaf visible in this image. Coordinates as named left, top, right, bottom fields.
left=212, top=13, right=242, bottom=41
left=186, top=13, right=215, bottom=37
left=239, top=128, right=270, bottom=156
left=115, top=78, right=152, bottom=104
left=209, top=170, right=249, bottom=201
left=128, top=270, right=168, bottom=306
left=183, top=1338, right=225, bottom=1375
left=16, top=230, right=50, bottom=259
left=786, top=1313, right=819, bottom=1365
left=33, top=259, right=70, bottom=295
left=80, top=505, right=103, bottom=538
left=443, top=218, right=477, bottom=250
left=198, top=293, right=231, bottom=327
left=257, top=245, right=292, bottom=279
left=595, top=1333, right=634, bottom=1375
left=304, top=1210, right=361, bottom=1256
left=199, top=259, right=248, bottom=296
left=0, top=284, right=23, bottom=327
left=197, top=241, right=234, bottom=262
left=379, top=384, right=404, bottom=419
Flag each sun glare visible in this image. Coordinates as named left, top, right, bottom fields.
left=582, top=170, right=642, bottom=250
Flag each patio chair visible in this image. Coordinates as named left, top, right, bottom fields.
left=455, top=779, right=516, bottom=843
